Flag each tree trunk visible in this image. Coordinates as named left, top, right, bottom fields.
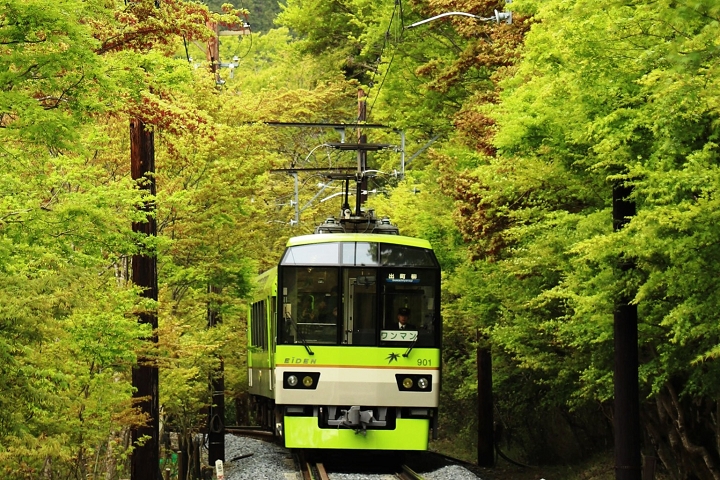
left=42, top=456, right=52, bottom=480
left=663, top=383, right=720, bottom=480
left=105, top=431, right=119, bottom=480
left=643, top=401, right=681, bottom=479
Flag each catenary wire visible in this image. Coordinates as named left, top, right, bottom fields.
left=367, top=0, right=405, bottom=119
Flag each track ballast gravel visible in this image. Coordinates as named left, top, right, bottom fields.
left=219, top=435, right=483, bottom=480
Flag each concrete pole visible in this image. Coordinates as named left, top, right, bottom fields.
left=477, top=330, right=494, bottom=467
left=207, top=285, right=225, bottom=465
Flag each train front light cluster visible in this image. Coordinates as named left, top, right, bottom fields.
left=283, top=372, right=320, bottom=390
left=395, top=374, right=433, bottom=392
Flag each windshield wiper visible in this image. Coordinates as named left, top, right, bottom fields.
left=287, top=315, right=314, bottom=356
left=403, top=334, right=418, bottom=358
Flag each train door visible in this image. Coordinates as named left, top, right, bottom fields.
left=343, top=268, right=377, bottom=346
left=345, top=278, right=355, bottom=345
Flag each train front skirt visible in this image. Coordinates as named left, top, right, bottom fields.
left=283, top=416, right=430, bottom=450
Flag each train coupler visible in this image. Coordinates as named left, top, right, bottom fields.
left=327, top=406, right=387, bottom=435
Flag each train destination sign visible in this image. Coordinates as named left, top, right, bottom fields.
left=386, top=273, right=420, bottom=283
left=381, top=330, right=418, bottom=341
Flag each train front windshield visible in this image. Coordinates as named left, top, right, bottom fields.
left=278, top=241, right=440, bottom=347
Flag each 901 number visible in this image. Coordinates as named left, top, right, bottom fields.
left=417, top=358, right=432, bottom=367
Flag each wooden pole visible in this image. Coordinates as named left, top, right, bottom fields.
left=206, top=19, right=220, bottom=83
left=130, top=118, right=160, bottom=480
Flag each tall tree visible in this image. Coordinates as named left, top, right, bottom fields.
left=0, top=0, right=248, bottom=476
left=471, top=0, right=720, bottom=474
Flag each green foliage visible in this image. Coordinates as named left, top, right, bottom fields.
left=0, top=0, right=257, bottom=476
left=0, top=140, right=149, bottom=476
left=220, top=28, right=347, bottom=91
left=8, top=0, right=720, bottom=474
left=203, top=0, right=280, bottom=33
left=276, top=0, right=413, bottom=82
left=472, top=0, right=720, bottom=471
left=0, top=0, right=109, bottom=147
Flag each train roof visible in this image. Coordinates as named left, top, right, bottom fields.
left=286, top=233, right=433, bottom=250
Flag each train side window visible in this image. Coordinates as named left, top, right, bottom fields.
left=250, top=299, right=268, bottom=351
left=262, top=300, right=268, bottom=351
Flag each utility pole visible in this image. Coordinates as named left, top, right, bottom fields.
left=130, top=118, right=160, bottom=480
left=477, top=330, right=494, bottom=467
left=206, top=19, right=220, bottom=83
left=204, top=20, right=228, bottom=468
left=292, top=171, right=299, bottom=226
left=207, top=285, right=225, bottom=466
left=356, top=89, right=368, bottom=215
left=613, top=180, right=641, bottom=480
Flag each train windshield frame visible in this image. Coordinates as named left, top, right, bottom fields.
left=278, top=241, right=440, bottom=348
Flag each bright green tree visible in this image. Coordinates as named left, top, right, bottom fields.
left=0, top=0, right=248, bottom=476
left=466, top=0, right=720, bottom=473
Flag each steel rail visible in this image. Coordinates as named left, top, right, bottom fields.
left=224, top=426, right=275, bottom=442
left=397, top=464, right=425, bottom=480
left=315, top=462, right=330, bottom=480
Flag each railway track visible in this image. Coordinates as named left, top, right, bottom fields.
left=396, top=464, right=425, bottom=480
left=222, top=431, right=481, bottom=479
left=299, top=460, right=423, bottom=480
left=297, top=452, right=425, bottom=480
left=224, top=426, right=275, bottom=441
left=297, top=452, right=330, bottom=480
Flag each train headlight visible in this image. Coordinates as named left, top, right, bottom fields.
left=395, top=374, right=433, bottom=392
left=283, top=372, right=320, bottom=389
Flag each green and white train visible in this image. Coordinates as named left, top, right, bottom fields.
left=247, top=214, right=441, bottom=450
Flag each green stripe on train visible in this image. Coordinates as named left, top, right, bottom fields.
left=283, top=417, right=430, bottom=450
left=275, top=345, right=440, bottom=368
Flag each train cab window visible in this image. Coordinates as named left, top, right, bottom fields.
left=342, top=242, right=378, bottom=266
left=279, top=267, right=340, bottom=345
left=282, top=243, right=340, bottom=265
left=278, top=241, right=439, bottom=348
left=380, top=269, right=439, bottom=348
left=380, top=244, right=436, bottom=267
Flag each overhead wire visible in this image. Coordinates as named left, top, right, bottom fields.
left=234, top=12, right=254, bottom=61
left=236, top=30, right=253, bottom=60
left=366, top=0, right=405, bottom=120
left=183, top=36, right=191, bottom=63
